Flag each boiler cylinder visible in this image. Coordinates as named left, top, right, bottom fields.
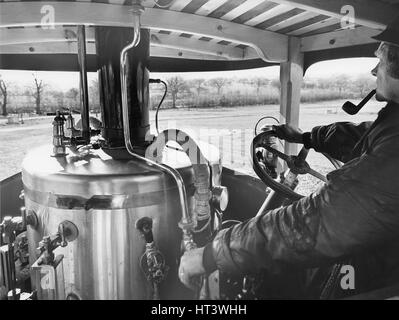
left=22, top=145, right=199, bottom=300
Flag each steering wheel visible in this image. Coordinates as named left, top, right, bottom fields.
left=251, top=130, right=342, bottom=201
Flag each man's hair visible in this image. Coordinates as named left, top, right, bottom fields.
left=377, top=42, right=399, bottom=79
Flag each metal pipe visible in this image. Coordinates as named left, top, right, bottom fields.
left=77, top=25, right=90, bottom=143
left=119, top=2, right=194, bottom=234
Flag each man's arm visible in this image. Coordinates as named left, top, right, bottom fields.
left=203, top=135, right=399, bottom=276
left=303, top=121, right=372, bottom=162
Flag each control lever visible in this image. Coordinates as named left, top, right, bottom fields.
left=136, top=217, right=169, bottom=300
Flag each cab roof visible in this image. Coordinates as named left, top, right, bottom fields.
left=0, top=0, right=398, bottom=72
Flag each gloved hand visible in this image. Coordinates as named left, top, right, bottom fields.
left=178, top=247, right=206, bottom=291
left=272, top=124, right=303, bottom=144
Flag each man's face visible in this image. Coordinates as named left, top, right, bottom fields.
left=371, top=43, right=399, bottom=103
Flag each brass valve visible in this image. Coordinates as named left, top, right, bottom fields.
left=36, top=220, right=78, bottom=266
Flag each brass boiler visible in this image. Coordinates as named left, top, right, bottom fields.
left=22, top=144, right=221, bottom=300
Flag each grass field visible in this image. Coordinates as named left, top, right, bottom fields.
left=0, top=99, right=383, bottom=195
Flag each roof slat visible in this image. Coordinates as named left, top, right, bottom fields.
left=181, top=0, right=209, bottom=14
left=299, top=22, right=342, bottom=37
left=108, top=1, right=127, bottom=5
left=220, top=0, right=266, bottom=21
left=91, top=0, right=114, bottom=4
left=153, top=0, right=175, bottom=8
left=168, top=0, right=193, bottom=11
left=255, top=8, right=305, bottom=29
left=243, top=4, right=294, bottom=26
left=194, top=0, right=230, bottom=16
left=208, top=0, right=247, bottom=19
left=287, top=17, right=339, bottom=35
left=232, top=1, right=279, bottom=24
left=270, top=0, right=395, bottom=29
left=276, top=14, right=329, bottom=34
left=266, top=10, right=317, bottom=31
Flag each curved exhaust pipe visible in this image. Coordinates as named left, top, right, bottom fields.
left=119, top=1, right=196, bottom=248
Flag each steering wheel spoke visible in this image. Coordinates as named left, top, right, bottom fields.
left=306, top=168, right=327, bottom=183
left=263, top=144, right=290, bottom=162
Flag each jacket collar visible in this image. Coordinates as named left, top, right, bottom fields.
left=378, top=101, right=399, bottom=119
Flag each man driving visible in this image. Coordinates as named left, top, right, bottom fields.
left=178, top=17, right=399, bottom=299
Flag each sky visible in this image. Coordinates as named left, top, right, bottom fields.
left=0, top=57, right=378, bottom=92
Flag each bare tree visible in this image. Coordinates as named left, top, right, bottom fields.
left=302, top=79, right=317, bottom=89
left=65, top=88, right=80, bottom=109
left=31, top=73, right=45, bottom=114
left=333, top=74, right=350, bottom=94
left=316, top=78, right=331, bottom=90
left=189, top=78, right=206, bottom=97
left=89, top=79, right=100, bottom=113
left=208, top=78, right=229, bottom=95
left=250, top=77, right=270, bottom=95
left=0, top=78, right=8, bottom=116
left=166, top=76, right=187, bottom=109
left=50, top=90, right=65, bottom=111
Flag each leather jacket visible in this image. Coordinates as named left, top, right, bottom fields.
left=203, top=102, right=399, bottom=298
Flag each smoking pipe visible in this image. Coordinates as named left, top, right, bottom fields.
left=342, top=89, right=376, bottom=115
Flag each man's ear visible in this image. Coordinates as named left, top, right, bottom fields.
left=374, top=42, right=385, bottom=58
